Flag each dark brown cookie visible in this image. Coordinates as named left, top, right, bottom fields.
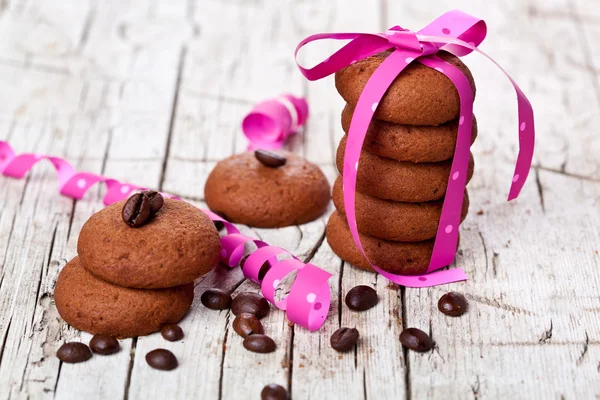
left=336, top=136, right=474, bottom=202
left=78, top=198, right=221, bottom=289
left=335, top=51, right=476, bottom=126
left=55, top=257, right=194, bottom=338
left=341, top=104, right=478, bottom=162
left=326, top=211, right=458, bottom=274
left=332, top=176, right=469, bottom=241
left=204, top=151, right=331, bottom=228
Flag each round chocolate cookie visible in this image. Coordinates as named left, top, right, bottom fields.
left=336, top=136, right=474, bottom=202
left=341, top=104, right=478, bottom=162
left=335, top=51, right=476, bottom=126
left=326, top=211, right=457, bottom=275
left=78, top=198, right=221, bottom=289
left=332, top=176, right=469, bottom=242
left=204, top=151, right=331, bottom=228
left=55, top=257, right=194, bottom=338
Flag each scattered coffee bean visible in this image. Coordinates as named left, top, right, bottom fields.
left=232, top=292, right=270, bottom=319
left=56, top=342, right=92, bottom=363
left=255, top=149, right=287, bottom=168
left=345, top=285, right=378, bottom=311
left=214, top=220, right=225, bottom=231
left=243, top=334, right=276, bottom=353
left=261, top=384, right=288, bottom=400
left=122, top=193, right=152, bottom=227
left=141, top=190, right=164, bottom=213
left=146, top=349, right=178, bottom=371
left=201, top=288, right=233, bottom=310
left=400, top=328, right=433, bottom=352
left=233, top=313, right=264, bottom=338
left=161, top=324, right=184, bottom=341
left=330, top=327, right=359, bottom=352
left=437, top=292, right=469, bottom=317
left=89, top=335, right=120, bottom=355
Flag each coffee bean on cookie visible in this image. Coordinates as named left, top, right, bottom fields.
left=122, top=193, right=152, bottom=227
left=345, top=285, right=378, bottom=311
left=232, top=293, right=270, bottom=319
left=233, top=313, right=264, bottom=338
left=330, top=327, right=359, bottom=352
left=142, top=190, right=164, bottom=213
left=89, top=335, right=120, bottom=355
left=438, top=292, right=469, bottom=317
left=243, top=334, right=276, bottom=353
left=261, top=384, right=288, bottom=400
left=400, top=328, right=433, bottom=352
left=201, top=289, right=232, bottom=310
left=56, top=342, right=92, bottom=363
left=161, top=324, right=184, bottom=341
left=146, top=349, right=178, bottom=371
left=255, top=149, right=287, bottom=168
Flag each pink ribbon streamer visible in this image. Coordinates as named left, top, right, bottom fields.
left=295, top=10, right=535, bottom=288
left=0, top=140, right=331, bottom=331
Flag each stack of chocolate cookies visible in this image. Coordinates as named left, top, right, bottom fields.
left=326, top=51, right=476, bottom=275
left=55, top=194, right=221, bottom=338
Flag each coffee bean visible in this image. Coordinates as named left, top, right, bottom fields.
left=214, top=220, right=225, bottom=231
left=345, top=285, right=378, bottom=311
left=146, top=349, right=178, bottom=371
left=232, top=292, right=270, bottom=319
left=330, top=327, right=359, bottom=352
left=255, top=149, right=287, bottom=168
left=201, top=288, right=232, bottom=310
left=89, top=335, right=120, bottom=355
left=161, top=324, right=184, bottom=341
left=233, top=313, right=264, bottom=338
left=438, top=292, right=468, bottom=317
left=56, top=342, right=92, bottom=363
left=243, top=334, right=276, bottom=353
left=400, top=328, right=433, bottom=352
left=141, top=190, right=164, bottom=213
left=122, top=193, right=152, bottom=227
left=261, top=384, right=288, bottom=400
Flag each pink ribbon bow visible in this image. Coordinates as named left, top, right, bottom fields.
left=295, top=10, right=535, bottom=287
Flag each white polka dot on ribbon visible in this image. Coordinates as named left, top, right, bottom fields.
left=120, top=185, right=130, bottom=194
left=306, top=293, right=316, bottom=303
left=76, top=178, right=86, bottom=189
left=371, top=102, right=379, bottom=112
left=273, top=279, right=280, bottom=289
left=445, top=225, right=453, bottom=234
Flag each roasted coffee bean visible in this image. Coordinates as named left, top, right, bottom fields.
left=142, top=190, right=164, bottom=213
left=89, top=335, right=120, bottom=355
left=161, top=324, right=184, bottom=341
left=243, top=334, right=276, bottom=353
left=255, top=149, right=287, bottom=168
left=345, top=285, right=378, bottom=311
left=122, top=193, right=152, bottom=227
left=56, top=342, right=92, bottom=363
left=232, top=292, right=270, bottom=319
left=261, top=384, right=288, bottom=400
left=400, top=328, right=433, bottom=352
left=214, top=220, right=225, bottom=231
left=201, top=288, right=232, bottom=310
left=438, top=292, right=468, bottom=317
left=330, top=327, right=359, bottom=352
left=146, top=349, right=178, bottom=371
left=232, top=313, right=264, bottom=338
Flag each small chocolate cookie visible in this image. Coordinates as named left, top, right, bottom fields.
left=336, top=136, right=474, bottom=202
left=335, top=51, right=476, bottom=126
left=332, top=176, right=469, bottom=241
left=55, top=257, right=194, bottom=338
left=78, top=198, right=221, bottom=289
left=326, top=211, right=457, bottom=275
left=341, top=104, right=478, bottom=162
left=204, top=151, right=331, bottom=228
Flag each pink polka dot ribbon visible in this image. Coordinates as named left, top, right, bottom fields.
left=0, top=141, right=332, bottom=331
left=295, top=10, right=535, bottom=288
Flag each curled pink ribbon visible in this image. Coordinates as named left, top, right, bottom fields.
left=295, top=10, right=535, bottom=288
left=0, top=140, right=331, bottom=331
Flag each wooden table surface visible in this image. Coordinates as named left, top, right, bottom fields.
left=0, top=0, right=599, bottom=399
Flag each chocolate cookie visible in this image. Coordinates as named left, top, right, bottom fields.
left=336, top=136, right=474, bottom=202
left=332, top=176, right=469, bottom=241
left=78, top=198, right=221, bottom=289
left=326, top=211, right=456, bottom=275
left=204, top=151, right=331, bottom=228
left=341, top=104, right=478, bottom=162
left=55, top=257, right=194, bottom=338
left=335, top=51, right=476, bottom=126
